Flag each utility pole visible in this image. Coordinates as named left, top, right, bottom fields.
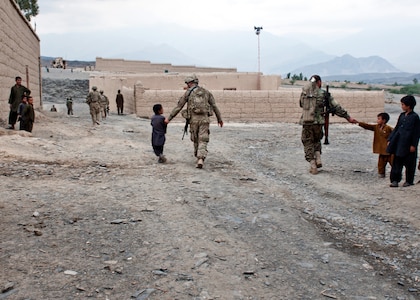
left=254, top=26, right=263, bottom=90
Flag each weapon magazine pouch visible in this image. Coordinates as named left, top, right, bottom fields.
left=302, top=95, right=316, bottom=123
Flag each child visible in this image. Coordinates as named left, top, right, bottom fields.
left=358, top=113, right=393, bottom=178
left=386, top=95, right=420, bottom=187
left=17, top=94, right=28, bottom=130
left=151, top=104, right=167, bottom=163
left=21, top=96, right=35, bottom=132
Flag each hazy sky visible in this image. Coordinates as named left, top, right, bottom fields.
left=33, top=0, right=420, bottom=73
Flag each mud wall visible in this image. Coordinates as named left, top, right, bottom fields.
left=135, top=87, right=384, bottom=123
left=0, top=0, right=41, bottom=122
left=89, top=72, right=282, bottom=114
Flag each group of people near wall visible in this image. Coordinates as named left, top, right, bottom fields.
left=86, top=87, right=124, bottom=125
left=299, top=75, right=420, bottom=187
left=7, top=76, right=35, bottom=132
left=152, top=73, right=420, bottom=186
left=5, top=74, right=419, bottom=186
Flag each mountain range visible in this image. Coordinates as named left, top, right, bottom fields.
left=40, top=26, right=420, bottom=84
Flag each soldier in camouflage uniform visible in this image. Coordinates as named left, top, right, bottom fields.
left=86, top=86, right=101, bottom=125
left=166, top=74, right=223, bottom=168
left=299, top=75, right=357, bottom=174
left=99, top=90, right=109, bottom=119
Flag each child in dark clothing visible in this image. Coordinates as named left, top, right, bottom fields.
left=387, top=95, right=420, bottom=187
left=17, top=94, right=28, bottom=130
left=358, top=113, right=393, bottom=178
left=151, top=104, right=167, bottom=163
left=21, top=96, right=35, bottom=132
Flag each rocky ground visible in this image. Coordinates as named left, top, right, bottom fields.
left=0, top=70, right=419, bottom=299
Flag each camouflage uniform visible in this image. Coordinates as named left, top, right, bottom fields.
left=66, top=97, right=73, bottom=115
left=99, top=91, right=109, bottom=119
left=168, top=76, right=222, bottom=168
left=299, top=78, right=351, bottom=172
left=86, top=87, right=101, bottom=125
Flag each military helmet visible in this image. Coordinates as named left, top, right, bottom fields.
left=92, top=86, right=97, bottom=90
left=184, top=74, right=198, bottom=84
left=100, top=90, right=104, bottom=93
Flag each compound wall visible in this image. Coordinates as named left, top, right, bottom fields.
left=89, top=72, right=282, bottom=113
left=0, top=0, right=41, bottom=122
left=90, top=73, right=384, bottom=123
left=134, top=87, right=385, bottom=123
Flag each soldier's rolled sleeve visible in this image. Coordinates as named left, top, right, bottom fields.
left=169, top=95, right=187, bottom=121
left=330, top=97, right=350, bottom=119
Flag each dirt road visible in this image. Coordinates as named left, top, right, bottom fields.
left=0, top=100, right=419, bottom=299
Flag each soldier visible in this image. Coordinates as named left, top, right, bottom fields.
left=8, top=76, right=31, bottom=129
left=165, top=74, right=223, bottom=168
left=66, top=97, right=73, bottom=115
left=86, top=86, right=101, bottom=125
left=116, top=90, right=124, bottom=115
left=299, top=75, right=356, bottom=174
left=99, top=90, right=109, bottom=119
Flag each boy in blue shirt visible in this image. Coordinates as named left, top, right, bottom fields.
left=151, top=104, right=167, bottom=163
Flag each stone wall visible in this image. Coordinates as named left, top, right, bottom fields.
left=89, top=72, right=282, bottom=114
left=0, top=0, right=41, bottom=122
left=135, top=87, right=384, bottom=123
left=90, top=72, right=384, bottom=123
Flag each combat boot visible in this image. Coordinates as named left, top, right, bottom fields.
left=309, top=160, right=318, bottom=174
left=315, top=151, right=322, bottom=168
left=196, top=158, right=204, bottom=169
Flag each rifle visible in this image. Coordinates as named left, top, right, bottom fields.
left=180, top=86, right=197, bottom=140
left=323, top=85, right=331, bottom=144
left=182, top=119, right=189, bottom=140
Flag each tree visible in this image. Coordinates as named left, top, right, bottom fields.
left=413, top=78, right=418, bottom=85
left=16, top=0, right=39, bottom=21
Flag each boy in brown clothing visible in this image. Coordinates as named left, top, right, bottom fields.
left=358, top=112, right=393, bottom=178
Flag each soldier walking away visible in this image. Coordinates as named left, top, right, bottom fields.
left=66, top=97, right=73, bottom=115
left=86, top=86, right=101, bottom=125
left=116, top=90, right=124, bottom=115
left=299, top=75, right=356, bottom=174
left=8, top=76, right=31, bottom=129
left=165, top=74, right=223, bottom=169
left=99, top=90, right=109, bottom=119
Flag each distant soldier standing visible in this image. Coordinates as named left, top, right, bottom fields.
left=66, top=97, right=73, bottom=115
left=116, top=90, right=124, bottom=115
left=99, top=90, right=109, bottom=119
left=8, top=76, right=31, bottom=129
left=165, top=74, right=223, bottom=168
left=299, top=75, right=356, bottom=174
left=86, top=86, right=101, bottom=125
